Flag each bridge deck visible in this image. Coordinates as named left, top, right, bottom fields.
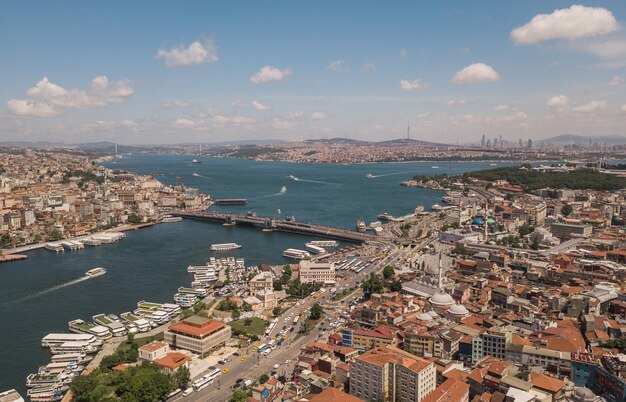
left=172, top=212, right=376, bottom=243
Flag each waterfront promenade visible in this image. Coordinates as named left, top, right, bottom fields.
left=173, top=211, right=378, bottom=242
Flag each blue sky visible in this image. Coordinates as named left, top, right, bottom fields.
left=1, top=1, right=626, bottom=144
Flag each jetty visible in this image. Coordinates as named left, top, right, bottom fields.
left=172, top=211, right=377, bottom=242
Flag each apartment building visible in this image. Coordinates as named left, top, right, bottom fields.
left=164, top=316, right=231, bottom=357
left=299, top=260, right=336, bottom=284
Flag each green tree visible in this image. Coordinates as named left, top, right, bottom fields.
left=69, top=375, right=98, bottom=402
left=310, top=303, right=324, bottom=320
left=561, top=204, right=573, bottom=217
left=390, top=280, right=402, bottom=292
left=244, top=318, right=253, bottom=326
left=272, top=306, right=282, bottom=316
left=230, top=390, right=249, bottom=402
left=382, top=265, right=395, bottom=280
left=362, top=273, right=383, bottom=296
left=127, top=213, right=142, bottom=224
left=193, top=302, right=206, bottom=314
left=48, top=230, right=62, bottom=241
left=517, top=223, right=534, bottom=237
left=232, top=309, right=241, bottom=319
left=530, top=239, right=540, bottom=250
left=126, top=333, right=135, bottom=344
left=175, top=366, right=191, bottom=389
left=259, top=374, right=269, bottom=384
left=0, top=233, right=11, bottom=248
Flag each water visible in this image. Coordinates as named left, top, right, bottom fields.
left=0, top=156, right=510, bottom=394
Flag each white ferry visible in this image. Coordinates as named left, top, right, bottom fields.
left=49, top=341, right=100, bottom=355
left=80, top=238, right=101, bottom=246
left=51, top=353, right=92, bottom=365
left=85, top=267, right=106, bottom=278
left=44, top=243, right=64, bottom=252
left=305, top=243, right=326, bottom=255
left=178, top=287, right=208, bottom=297
left=283, top=248, right=311, bottom=260
left=308, top=240, right=338, bottom=248
left=280, top=186, right=287, bottom=193
left=174, top=293, right=199, bottom=308
left=285, top=174, right=298, bottom=180
left=41, top=333, right=101, bottom=348
left=161, top=216, right=183, bottom=223
left=27, top=385, right=67, bottom=402
left=210, top=243, right=242, bottom=251
left=0, top=389, right=24, bottom=402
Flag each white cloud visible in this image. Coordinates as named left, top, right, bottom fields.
left=451, top=63, right=500, bottom=84
left=446, top=99, right=466, bottom=106
left=7, top=76, right=134, bottom=117
left=400, top=79, right=424, bottom=91
left=251, top=100, right=271, bottom=111
left=400, top=49, right=408, bottom=58
left=211, top=115, right=229, bottom=127
left=547, top=95, right=569, bottom=108
left=250, top=66, right=292, bottom=84
left=327, top=60, right=349, bottom=73
left=575, top=38, right=626, bottom=60
left=82, top=119, right=138, bottom=132
left=230, top=116, right=255, bottom=126
left=311, top=112, right=328, bottom=120
left=271, top=118, right=294, bottom=130
left=162, top=100, right=190, bottom=109
left=607, top=76, right=624, bottom=87
left=494, top=104, right=510, bottom=111
left=362, top=63, right=377, bottom=73
left=287, top=111, right=304, bottom=119
left=573, top=100, right=608, bottom=113
left=230, top=100, right=244, bottom=108
left=155, top=38, right=218, bottom=67
left=511, top=5, right=618, bottom=44
left=173, top=118, right=195, bottom=129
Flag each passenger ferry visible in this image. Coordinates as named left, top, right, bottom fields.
left=178, top=287, right=208, bottom=297
left=44, top=243, right=64, bottom=252
left=174, top=292, right=199, bottom=308
left=80, top=238, right=101, bottom=246
left=84, top=267, right=106, bottom=278
left=27, top=385, right=67, bottom=402
left=191, top=159, right=202, bottom=164
left=41, top=333, right=101, bottom=348
left=285, top=174, right=298, bottom=180
left=49, top=341, right=100, bottom=355
left=210, top=243, right=242, bottom=251
left=304, top=243, right=326, bottom=255
left=51, top=353, right=93, bottom=365
left=120, top=312, right=151, bottom=332
left=161, top=215, right=183, bottom=223
left=308, top=240, right=338, bottom=248
left=282, top=248, right=311, bottom=260
left=26, top=372, right=73, bottom=388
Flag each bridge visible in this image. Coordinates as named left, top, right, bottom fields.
left=171, top=211, right=377, bottom=243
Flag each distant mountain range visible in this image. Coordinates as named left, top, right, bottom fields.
left=304, top=137, right=449, bottom=147
left=539, top=135, right=626, bottom=144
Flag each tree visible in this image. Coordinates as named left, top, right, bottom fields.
left=230, top=390, right=249, bottom=402
left=517, top=223, right=534, bottom=237
left=0, top=233, right=11, bottom=248
left=175, top=366, right=191, bottom=389
left=232, top=309, right=241, bottom=319
left=272, top=306, right=282, bottom=317
left=362, top=273, right=383, bottom=296
left=561, top=204, right=573, bottom=217
left=127, top=213, right=142, bottom=224
left=390, top=280, right=402, bottom=292
left=244, top=318, right=253, bottom=326
left=310, top=303, right=324, bottom=320
left=382, top=265, right=395, bottom=280
left=530, top=239, right=540, bottom=250
left=126, top=333, right=135, bottom=344
left=48, top=230, right=62, bottom=241
left=259, top=374, right=269, bottom=384
left=273, top=281, right=283, bottom=291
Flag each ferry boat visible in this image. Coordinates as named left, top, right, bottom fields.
left=27, top=385, right=67, bottom=402
left=41, top=333, right=101, bottom=348
left=26, top=372, right=73, bottom=388
left=161, top=216, right=183, bottom=223
left=49, top=341, right=100, bottom=355
left=44, top=243, right=64, bottom=252
left=178, top=287, right=208, bottom=297
left=0, top=389, right=24, bottom=402
left=305, top=243, right=326, bottom=255
left=308, top=240, right=337, bottom=248
left=356, top=220, right=366, bottom=232
left=51, top=353, right=93, bottom=365
left=174, top=292, right=199, bottom=308
left=282, top=248, right=311, bottom=260
left=84, top=267, right=106, bottom=278
left=68, top=319, right=112, bottom=340
left=377, top=212, right=396, bottom=221
left=285, top=174, right=298, bottom=180
left=120, top=312, right=151, bottom=332
left=191, top=159, right=202, bottom=164
left=210, top=243, right=242, bottom=251
left=80, top=238, right=101, bottom=246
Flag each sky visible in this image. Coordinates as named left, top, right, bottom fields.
left=1, top=1, right=626, bottom=145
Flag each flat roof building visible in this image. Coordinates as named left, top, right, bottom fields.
left=164, top=316, right=231, bottom=357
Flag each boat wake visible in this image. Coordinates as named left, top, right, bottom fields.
left=12, top=275, right=93, bottom=303
left=191, top=173, right=211, bottom=179
left=294, top=178, right=339, bottom=185
left=249, top=191, right=287, bottom=200
left=369, top=171, right=415, bottom=178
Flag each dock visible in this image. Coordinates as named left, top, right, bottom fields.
left=0, top=253, right=27, bottom=263
left=172, top=211, right=377, bottom=243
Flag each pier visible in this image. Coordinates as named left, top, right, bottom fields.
left=172, top=211, right=377, bottom=243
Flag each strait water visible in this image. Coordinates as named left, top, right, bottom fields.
left=0, top=156, right=510, bottom=395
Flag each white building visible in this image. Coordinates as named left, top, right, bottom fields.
left=299, top=260, right=336, bottom=284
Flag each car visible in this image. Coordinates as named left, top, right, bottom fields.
left=273, top=363, right=280, bottom=369
left=223, top=368, right=230, bottom=374
left=282, top=335, right=288, bottom=339
left=241, top=355, right=247, bottom=361
left=183, top=387, right=193, bottom=396
left=235, top=378, right=244, bottom=384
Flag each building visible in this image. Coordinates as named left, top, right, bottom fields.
left=481, top=329, right=511, bottom=360
left=249, top=271, right=273, bottom=293
left=164, top=316, right=231, bottom=357
left=350, top=346, right=436, bottom=402
left=306, top=387, right=364, bottom=402
left=299, top=260, right=336, bottom=284
left=153, top=352, right=190, bottom=375
left=421, top=378, right=469, bottom=402
left=550, top=223, right=593, bottom=240
left=138, top=341, right=168, bottom=362
left=351, top=326, right=399, bottom=351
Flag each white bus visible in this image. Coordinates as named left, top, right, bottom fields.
left=206, top=368, right=221, bottom=380
left=192, top=376, right=213, bottom=391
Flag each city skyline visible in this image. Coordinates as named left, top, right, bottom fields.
left=2, top=1, right=626, bottom=144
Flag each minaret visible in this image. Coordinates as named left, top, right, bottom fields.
left=483, top=201, right=489, bottom=241
left=438, top=252, right=444, bottom=289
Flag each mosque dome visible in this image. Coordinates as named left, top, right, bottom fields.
left=430, top=291, right=455, bottom=306
left=449, top=303, right=469, bottom=316
left=417, top=312, right=433, bottom=321
left=570, top=387, right=597, bottom=402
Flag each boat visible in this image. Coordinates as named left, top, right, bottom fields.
left=191, top=159, right=202, bottom=164
left=161, top=216, right=183, bottom=223
left=356, top=220, right=366, bottom=232
left=377, top=212, right=396, bottom=221
left=431, top=166, right=439, bottom=169
left=27, top=385, right=68, bottom=401
left=308, top=240, right=337, bottom=248
left=41, top=333, right=101, bottom=348
left=0, top=389, right=24, bottom=402
left=80, top=238, right=101, bottom=246
left=490, top=163, right=497, bottom=166
left=210, top=243, right=242, bottom=251
left=365, top=173, right=373, bottom=179
left=305, top=243, right=326, bottom=255
left=280, top=186, right=287, bottom=193
left=49, top=342, right=100, bottom=355
left=174, top=293, right=199, bottom=308
left=85, top=267, right=106, bottom=278
left=214, top=199, right=248, bottom=205
left=44, top=243, right=64, bottom=253
left=282, top=248, right=311, bottom=260
left=26, top=372, right=72, bottom=388
left=285, top=174, right=298, bottom=181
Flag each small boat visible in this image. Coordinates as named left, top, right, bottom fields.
left=191, top=159, right=202, bottom=164
left=431, top=166, right=439, bottom=169
left=280, top=186, right=287, bottom=193
left=365, top=173, right=373, bottom=179
left=285, top=174, right=298, bottom=181
left=85, top=267, right=106, bottom=278
left=192, top=173, right=201, bottom=177
left=490, top=163, right=497, bottom=166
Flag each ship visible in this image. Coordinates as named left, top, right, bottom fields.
left=377, top=212, right=396, bottom=221
left=85, top=267, right=106, bottom=278
left=161, top=216, right=183, bottom=223
left=365, top=173, right=373, bottom=179
left=280, top=186, right=287, bottom=193
left=282, top=248, right=311, bottom=260
left=356, top=220, right=367, bottom=232
left=210, top=243, right=242, bottom=251
left=191, top=159, right=202, bottom=164
left=285, top=174, right=298, bottom=181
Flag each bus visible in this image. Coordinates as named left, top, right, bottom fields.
left=293, top=316, right=300, bottom=325
left=192, top=376, right=213, bottom=391
left=257, top=343, right=268, bottom=353
left=206, top=368, right=221, bottom=380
